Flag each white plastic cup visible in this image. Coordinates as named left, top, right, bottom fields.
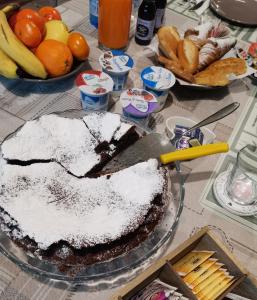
left=141, top=66, right=175, bottom=112
left=75, top=70, right=114, bottom=111
left=99, top=50, right=134, bottom=95
left=120, top=88, right=157, bottom=126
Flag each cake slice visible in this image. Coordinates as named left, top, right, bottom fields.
left=1, top=114, right=101, bottom=177
left=2, top=114, right=140, bottom=177
left=83, top=112, right=140, bottom=158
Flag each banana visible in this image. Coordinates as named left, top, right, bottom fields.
left=1, top=3, right=20, bottom=17
left=0, top=10, right=47, bottom=79
left=0, top=48, right=18, bottom=79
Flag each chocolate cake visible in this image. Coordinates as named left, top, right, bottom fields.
left=0, top=112, right=167, bottom=274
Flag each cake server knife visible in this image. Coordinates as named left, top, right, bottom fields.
left=102, top=102, right=240, bottom=172
left=102, top=135, right=229, bottom=173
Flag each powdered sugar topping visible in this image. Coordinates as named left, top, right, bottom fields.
left=0, top=159, right=164, bottom=249
left=1, top=115, right=101, bottom=177
left=83, top=112, right=121, bottom=143
left=114, top=122, right=133, bottom=141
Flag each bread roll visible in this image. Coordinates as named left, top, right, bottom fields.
left=195, top=69, right=230, bottom=86
left=177, top=39, right=199, bottom=74
left=206, top=57, right=246, bottom=75
left=157, top=26, right=180, bottom=62
left=194, top=58, right=246, bottom=86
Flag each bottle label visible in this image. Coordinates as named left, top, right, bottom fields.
left=136, top=18, right=155, bottom=41
left=155, top=8, right=165, bottom=29
left=90, top=0, right=98, bottom=17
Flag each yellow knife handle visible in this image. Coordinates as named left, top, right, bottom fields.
left=160, top=143, right=229, bottom=165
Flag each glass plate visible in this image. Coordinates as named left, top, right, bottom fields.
left=0, top=109, right=185, bottom=288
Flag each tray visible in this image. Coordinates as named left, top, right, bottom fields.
left=112, top=227, right=248, bottom=300
left=0, top=109, right=185, bottom=288
left=210, top=0, right=257, bottom=27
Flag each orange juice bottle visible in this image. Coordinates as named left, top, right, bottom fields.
left=98, top=0, right=132, bottom=50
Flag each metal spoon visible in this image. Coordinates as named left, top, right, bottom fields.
left=171, top=102, right=240, bottom=145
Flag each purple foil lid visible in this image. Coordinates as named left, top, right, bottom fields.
left=120, top=89, right=157, bottom=117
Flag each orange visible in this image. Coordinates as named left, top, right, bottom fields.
left=35, top=39, right=73, bottom=77
left=8, top=11, right=18, bottom=30
left=38, top=6, right=62, bottom=21
left=14, top=19, right=42, bottom=48
left=16, top=8, right=46, bottom=36
left=67, top=32, right=90, bottom=61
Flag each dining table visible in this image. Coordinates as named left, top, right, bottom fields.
left=0, top=0, right=257, bottom=299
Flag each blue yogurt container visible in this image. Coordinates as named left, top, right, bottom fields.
left=76, top=70, right=114, bottom=111
left=141, top=66, right=176, bottom=112
left=99, top=50, right=134, bottom=95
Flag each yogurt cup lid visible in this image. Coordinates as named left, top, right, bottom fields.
left=99, top=50, right=134, bottom=73
left=141, top=66, right=176, bottom=90
left=76, top=70, right=114, bottom=96
left=120, top=88, right=157, bottom=117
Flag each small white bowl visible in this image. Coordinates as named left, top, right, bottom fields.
left=165, top=116, right=216, bottom=144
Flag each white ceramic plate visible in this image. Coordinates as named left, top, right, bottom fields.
left=210, top=0, right=257, bottom=26
left=213, top=171, right=257, bottom=216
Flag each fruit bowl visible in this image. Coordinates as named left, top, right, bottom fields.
left=0, top=4, right=90, bottom=84
left=17, top=59, right=88, bottom=84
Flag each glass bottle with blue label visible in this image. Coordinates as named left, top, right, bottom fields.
left=154, top=0, right=167, bottom=33
left=89, top=0, right=98, bottom=28
left=135, top=0, right=156, bottom=46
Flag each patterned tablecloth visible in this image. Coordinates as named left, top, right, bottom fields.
left=0, top=1, right=257, bottom=299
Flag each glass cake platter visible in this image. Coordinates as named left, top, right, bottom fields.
left=0, top=109, right=185, bottom=288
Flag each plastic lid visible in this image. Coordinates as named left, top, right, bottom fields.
left=120, top=88, right=157, bottom=117
left=141, top=66, right=176, bottom=90
left=76, top=70, right=114, bottom=96
left=99, top=50, right=134, bottom=73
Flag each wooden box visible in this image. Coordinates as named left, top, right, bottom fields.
left=111, top=227, right=248, bottom=300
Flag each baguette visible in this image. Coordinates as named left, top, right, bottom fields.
left=177, top=39, right=199, bottom=74
left=165, top=62, right=195, bottom=83
left=158, top=55, right=195, bottom=83
left=158, top=55, right=181, bottom=69
left=157, top=26, right=180, bottom=62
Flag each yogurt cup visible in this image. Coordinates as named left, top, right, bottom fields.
left=99, top=50, right=134, bottom=95
left=120, top=88, right=157, bottom=126
left=141, top=66, right=176, bottom=112
left=76, top=70, right=114, bottom=111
